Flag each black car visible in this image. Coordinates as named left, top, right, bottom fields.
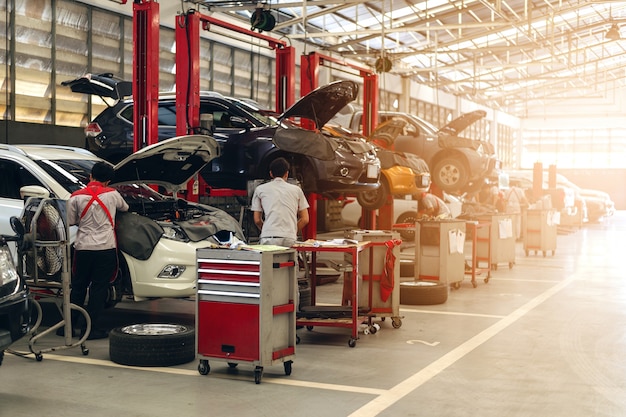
left=63, top=74, right=381, bottom=198
left=0, top=227, right=30, bottom=366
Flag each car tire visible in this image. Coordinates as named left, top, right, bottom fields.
left=433, top=157, right=468, bottom=192
left=109, top=323, right=195, bottom=367
left=395, top=211, right=419, bottom=242
left=400, top=281, right=448, bottom=305
left=357, top=176, right=390, bottom=210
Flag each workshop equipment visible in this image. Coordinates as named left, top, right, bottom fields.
left=344, top=230, right=402, bottom=329
left=8, top=198, right=91, bottom=360
left=523, top=209, right=558, bottom=256
left=464, top=221, right=491, bottom=287
left=196, top=247, right=296, bottom=384
left=414, top=219, right=466, bottom=289
left=477, top=213, right=516, bottom=270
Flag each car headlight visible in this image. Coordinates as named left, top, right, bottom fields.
left=160, top=224, right=189, bottom=242
left=0, top=246, right=19, bottom=287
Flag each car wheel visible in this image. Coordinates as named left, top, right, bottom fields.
left=400, top=281, right=448, bottom=305
left=395, top=211, right=419, bottom=242
left=357, top=176, right=389, bottom=210
left=109, top=323, right=195, bottom=367
left=433, top=157, right=468, bottom=192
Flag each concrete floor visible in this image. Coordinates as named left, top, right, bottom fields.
left=2, top=212, right=626, bottom=417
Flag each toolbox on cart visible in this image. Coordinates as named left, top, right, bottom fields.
left=523, top=209, right=558, bottom=257
left=415, top=219, right=466, bottom=289
left=344, top=230, right=402, bottom=329
left=195, top=247, right=297, bottom=384
left=477, top=214, right=516, bottom=270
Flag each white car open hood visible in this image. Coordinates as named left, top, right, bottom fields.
left=112, top=135, right=219, bottom=193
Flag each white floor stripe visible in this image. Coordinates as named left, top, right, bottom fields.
left=348, top=275, right=575, bottom=417
left=399, top=308, right=506, bottom=319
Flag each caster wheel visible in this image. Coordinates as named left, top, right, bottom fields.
left=35, top=353, right=43, bottom=362
left=363, top=328, right=370, bottom=335
left=369, top=325, right=377, bottom=335
left=81, top=346, right=89, bottom=356
left=254, top=366, right=263, bottom=384
left=296, top=335, right=301, bottom=344
left=306, top=326, right=314, bottom=331
left=198, top=360, right=210, bottom=375
left=484, top=277, right=490, bottom=283
left=348, top=338, right=357, bottom=348
left=492, top=264, right=498, bottom=271
left=391, top=317, right=402, bottom=329
left=284, top=360, right=292, bottom=376
left=509, top=262, right=514, bottom=269
left=227, top=362, right=238, bottom=368
left=472, top=280, right=477, bottom=288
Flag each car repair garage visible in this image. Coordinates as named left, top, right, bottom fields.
left=1, top=1, right=625, bottom=416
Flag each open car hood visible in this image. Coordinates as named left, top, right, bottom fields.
left=112, top=135, right=219, bottom=193
left=280, top=80, right=359, bottom=129
left=438, top=110, right=486, bottom=136
left=273, top=80, right=360, bottom=160
left=61, top=73, right=132, bottom=100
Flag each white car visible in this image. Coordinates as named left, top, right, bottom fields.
left=0, top=136, right=244, bottom=305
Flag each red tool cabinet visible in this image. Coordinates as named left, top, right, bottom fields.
left=195, top=247, right=297, bottom=384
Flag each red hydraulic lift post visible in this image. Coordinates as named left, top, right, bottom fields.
left=132, top=0, right=160, bottom=153
left=299, top=52, right=389, bottom=233
left=175, top=10, right=295, bottom=202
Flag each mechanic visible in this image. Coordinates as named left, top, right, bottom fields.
left=251, top=157, right=310, bottom=247
left=416, top=190, right=451, bottom=218
left=62, top=162, right=129, bottom=340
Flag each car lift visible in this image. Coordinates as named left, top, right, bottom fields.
left=300, top=52, right=393, bottom=233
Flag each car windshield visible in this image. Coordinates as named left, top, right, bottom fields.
left=36, top=159, right=167, bottom=201
left=36, top=159, right=96, bottom=193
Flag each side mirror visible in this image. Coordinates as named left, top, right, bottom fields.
left=10, top=216, right=24, bottom=238
left=20, top=185, right=50, bottom=200
left=229, top=116, right=251, bottom=129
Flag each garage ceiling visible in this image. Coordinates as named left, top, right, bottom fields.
left=184, top=0, right=626, bottom=118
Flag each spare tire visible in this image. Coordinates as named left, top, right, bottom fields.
left=400, top=281, right=448, bottom=305
left=109, top=323, right=195, bottom=367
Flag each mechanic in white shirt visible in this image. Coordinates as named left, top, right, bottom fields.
left=251, top=157, right=310, bottom=247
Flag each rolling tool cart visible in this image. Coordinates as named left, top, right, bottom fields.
left=415, top=219, right=466, bottom=289
left=196, top=246, right=297, bottom=384
left=477, top=214, right=516, bottom=270
left=344, top=230, right=403, bottom=329
left=8, top=198, right=90, bottom=361
left=294, top=241, right=372, bottom=347
left=523, top=209, right=558, bottom=256
left=464, top=221, right=491, bottom=287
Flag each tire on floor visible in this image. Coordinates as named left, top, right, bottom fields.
left=109, top=323, right=195, bottom=367
left=400, top=281, right=448, bottom=305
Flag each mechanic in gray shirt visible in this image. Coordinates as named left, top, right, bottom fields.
left=63, top=162, right=128, bottom=340
left=251, top=157, right=310, bottom=247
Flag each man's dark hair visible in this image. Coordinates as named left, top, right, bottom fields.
left=91, top=161, right=115, bottom=183
left=270, top=157, right=290, bottom=178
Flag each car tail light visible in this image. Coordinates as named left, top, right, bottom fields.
left=85, top=122, right=103, bottom=137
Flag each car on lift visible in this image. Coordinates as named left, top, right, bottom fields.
left=323, top=123, right=431, bottom=210
left=62, top=74, right=381, bottom=199
left=331, top=105, right=501, bottom=194
left=0, top=136, right=245, bottom=306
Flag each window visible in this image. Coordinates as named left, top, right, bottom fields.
left=0, top=160, right=43, bottom=199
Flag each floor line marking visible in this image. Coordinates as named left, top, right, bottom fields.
left=348, top=275, right=575, bottom=417
left=399, top=308, right=506, bottom=319
left=35, top=354, right=386, bottom=396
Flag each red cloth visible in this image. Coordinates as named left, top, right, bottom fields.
left=380, top=239, right=401, bottom=302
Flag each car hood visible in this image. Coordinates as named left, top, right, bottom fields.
left=112, top=135, right=219, bottom=193
left=61, top=73, right=132, bottom=100
left=438, top=110, right=487, bottom=136
left=274, top=80, right=366, bottom=160
left=280, top=80, right=359, bottom=129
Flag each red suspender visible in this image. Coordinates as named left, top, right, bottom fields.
left=79, top=186, right=114, bottom=226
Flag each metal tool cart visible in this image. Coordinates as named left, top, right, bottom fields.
left=8, top=198, right=91, bottom=361
left=196, top=246, right=297, bottom=384
left=344, top=230, right=403, bottom=329
left=523, top=209, right=558, bottom=257
left=294, top=241, right=372, bottom=348
left=464, top=221, right=491, bottom=287
left=477, top=213, right=516, bottom=270
left=415, top=219, right=466, bottom=289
